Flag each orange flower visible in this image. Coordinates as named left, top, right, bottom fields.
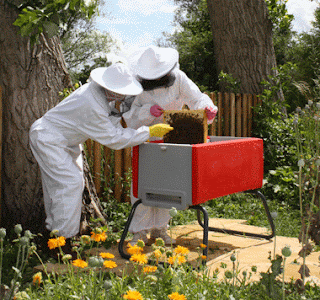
left=143, top=266, right=157, bottom=273
left=174, top=245, right=189, bottom=255
left=47, top=236, right=66, bottom=250
left=130, top=253, right=148, bottom=265
left=123, top=290, right=143, bottom=300
left=103, top=260, right=117, bottom=269
left=91, top=231, right=107, bottom=242
left=200, top=243, right=207, bottom=249
left=201, top=255, right=207, bottom=260
left=32, top=272, right=42, bottom=286
left=127, top=244, right=143, bottom=255
left=168, top=292, right=186, bottom=300
left=100, top=252, right=115, bottom=259
left=72, top=259, right=88, bottom=268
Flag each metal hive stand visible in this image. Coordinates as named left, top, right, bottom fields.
left=118, top=189, right=275, bottom=264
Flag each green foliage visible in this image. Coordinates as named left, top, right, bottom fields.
left=265, top=0, right=295, bottom=66
left=161, top=0, right=218, bottom=92
left=218, top=71, right=241, bottom=94
left=12, top=0, right=99, bottom=45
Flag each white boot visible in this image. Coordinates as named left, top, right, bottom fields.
left=130, top=230, right=149, bottom=246
left=150, top=228, right=176, bottom=245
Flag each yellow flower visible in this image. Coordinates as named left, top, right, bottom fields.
left=178, top=255, right=186, bottom=264
left=153, top=249, right=162, bottom=259
left=123, top=290, right=143, bottom=300
left=174, top=245, right=189, bottom=255
left=91, top=231, right=107, bottom=242
left=72, top=259, right=88, bottom=268
left=143, top=266, right=157, bottom=273
left=103, top=260, right=117, bottom=269
left=127, top=244, right=143, bottom=255
left=200, top=243, right=207, bottom=249
left=47, top=236, right=66, bottom=250
left=130, top=253, right=148, bottom=265
left=168, top=292, right=187, bottom=300
left=100, top=252, right=115, bottom=259
left=32, top=272, right=42, bottom=286
left=168, top=255, right=186, bottom=265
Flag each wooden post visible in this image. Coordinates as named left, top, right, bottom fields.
left=217, top=92, right=223, bottom=136
left=85, top=139, right=92, bottom=158
left=236, top=94, right=242, bottom=137
left=103, top=146, right=111, bottom=196
left=230, top=93, right=236, bottom=136
left=93, top=141, right=101, bottom=197
left=0, top=86, right=2, bottom=224
left=243, top=94, right=248, bottom=137
left=224, top=92, right=230, bottom=136
left=248, top=94, right=253, bottom=136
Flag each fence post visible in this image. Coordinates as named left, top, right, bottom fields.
left=236, top=94, right=242, bottom=137
left=217, top=92, right=223, bottom=136
left=93, top=141, right=101, bottom=197
left=242, top=94, right=248, bottom=137
left=230, top=93, right=236, bottom=136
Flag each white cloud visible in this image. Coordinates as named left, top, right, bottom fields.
left=287, top=0, right=319, bottom=32
left=118, top=0, right=177, bottom=16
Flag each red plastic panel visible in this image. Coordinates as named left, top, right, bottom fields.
left=191, top=138, right=264, bottom=205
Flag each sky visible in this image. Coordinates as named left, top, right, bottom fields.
left=96, top=0, right=319, bottom=63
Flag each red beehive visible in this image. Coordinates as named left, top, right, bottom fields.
left=132, top=136, right=264, bottom=210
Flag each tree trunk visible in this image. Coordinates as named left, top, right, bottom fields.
left=0, top=1, right=105, bottom=234
left=206, top=0, right=282, bottom=100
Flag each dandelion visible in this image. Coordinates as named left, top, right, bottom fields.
left=32, top=272, right=42, bottom=286
left=100, top=252, right=115, bottom=259
left=130, top=253, right=148, bottom=265
left=103, top=260, right=117, bottom=269
left=168, top=292, right=187, bottom=300
left=143, top=266, right=157, bottom=273
left=174, top=245, right=189, bottom=255
left=200, top=243, right=207, bottom=249
left=127, top=244, right=143, bottom=255
left=169, top=207, right=178, bottom=217
left=91, top=231, right=107, bottom=242
left=72, top=259, right=88, bottom=268
left=123, top=290, right=143, bottom=300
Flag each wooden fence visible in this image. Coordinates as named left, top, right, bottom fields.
left=86, top=92, right=262, bottom=202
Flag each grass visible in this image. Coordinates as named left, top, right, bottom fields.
left=171, top=192, right=301, bottom=238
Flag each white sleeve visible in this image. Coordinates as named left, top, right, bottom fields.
left=79, top=109, right=150, bottom=150
left=177, top=71, right=218, bottom=124
left=122, top=95, right=155, bottom=129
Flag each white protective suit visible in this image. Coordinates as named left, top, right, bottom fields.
left=29, top=81, right=150, bottom=238
left=123, top=67, right=218, bottom=233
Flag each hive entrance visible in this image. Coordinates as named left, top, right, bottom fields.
left=163, top=108, right=208, bottom=144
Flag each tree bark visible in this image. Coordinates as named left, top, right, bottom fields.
left=0, top=1, right=105, bottom=234
left=206, top=0, right=282, bottom=99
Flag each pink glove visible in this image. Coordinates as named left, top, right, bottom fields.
left=205, top=106, right=217, bottom=121
left=150, top=104, right=164, bottom=117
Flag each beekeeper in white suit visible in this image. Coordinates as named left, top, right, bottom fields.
left=123, top=45, right=218, bottom=245
left=29, top=63, right=173, bottom=258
